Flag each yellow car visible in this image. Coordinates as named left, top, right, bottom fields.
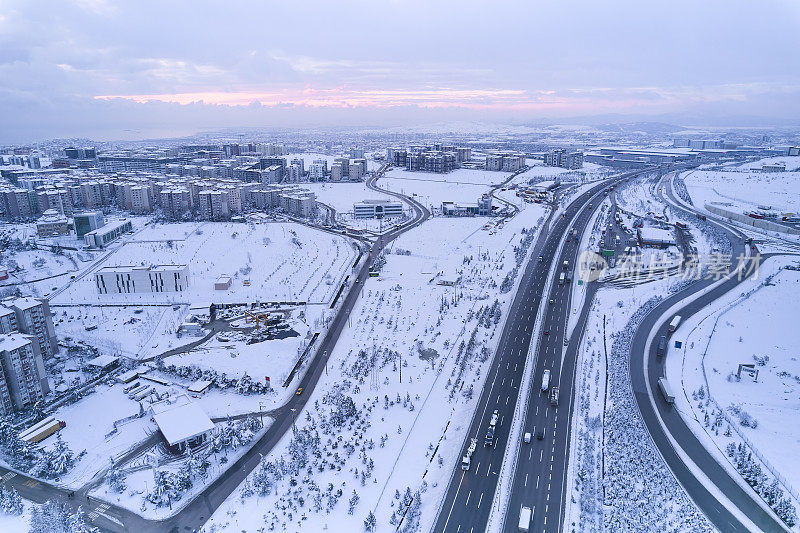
left=295, top=387, right=303, bottom=395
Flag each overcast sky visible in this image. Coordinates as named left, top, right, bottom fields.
left=1, top=0, right=799, bottom=142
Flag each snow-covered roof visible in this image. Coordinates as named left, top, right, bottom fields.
left=153, top=402, right=215, bottom=446
left=85, top=354, right=119, bottom=369
left=187, top=379, right=213, bottom=393
left=638, top=227, right=675, bottom=244
left=6, top=296, right=41, bottom=311
left=0, top=333, right=32, bottom=352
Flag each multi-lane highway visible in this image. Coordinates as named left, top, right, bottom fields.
left=0, top=169, right=430, bottom=533
left=434, top=170, right=645, bottom=533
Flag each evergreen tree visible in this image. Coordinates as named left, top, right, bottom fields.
left=363, top=510, right=377, bottom=531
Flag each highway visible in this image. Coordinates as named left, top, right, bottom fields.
left=433, top=171, right=644, bottom=533
left=0, top=168, right=430, bottom=533
left=626, top=172, right=787, bottom=532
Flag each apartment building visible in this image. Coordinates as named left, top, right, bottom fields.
left=0, top=333, right=50, bottom=414
left=544, top=149, right=583, bottom=170
left=0, top=188, right=34, bottom=218
left=0, top=297, right=58, bottom=360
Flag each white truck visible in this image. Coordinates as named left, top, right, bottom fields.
left=558, top=272, right=565, bottom=285
left=541, top=369, right=551, bottom=392
left=461, top=438, right=478, bottom=470
left=658, top=377, right=675, bottom=404
left=668, top=315, right=682, bottom=333
left=519, top=506, right=532, bottom=531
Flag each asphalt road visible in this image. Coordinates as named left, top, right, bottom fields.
left=626, top=173, right=787, bottom=532
left=0, top=170, right=430, bottom=533
left=433, top=171, right=646, bottom=533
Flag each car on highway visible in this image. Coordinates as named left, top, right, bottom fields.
left=550, top=387, right=559, bottom=406
left=523, top=432, right=531, bottom=444
left=543, top=330, right=549, bottom=335
left=295, top=387, right=303, bottom=395
left=536, top=427, right=544, bottom=440
left=484, top=426, right=495, bottom=446
left=538, top=255, right=543, bottom=262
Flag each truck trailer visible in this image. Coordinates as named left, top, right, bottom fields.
left=668, top=315, right=681, bottom=332
left=658, top=377, right=675, bottom=404
left=519, top=506, right=532, bottom=531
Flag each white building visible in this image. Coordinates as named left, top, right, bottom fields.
left=95, top=264, right=190, bottom=294
left=84, top=219, right=133, bottom=248
left=354, top=199, right=404, bottom=218
left=152, top=400, right=214, bottom=453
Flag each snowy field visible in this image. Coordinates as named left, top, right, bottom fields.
left=52, top=304, right=192, bottom=359
left=379, top=167, right=511, bottom=207
left=682, top=163, right=800, bottom=216
left=303, top=182, right=397, bottom=215
left=52, top=221, right=357, bottom=305
left=666, top=256, right=800, bottom=509
left=167, top=306, right=318, bottom=390
left=202, top=204, right=550, bottom=532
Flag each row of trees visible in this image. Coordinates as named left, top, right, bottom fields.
left=0, top=419, right=77, bottom=480
left=157, top=360, right=271, bottom=395
left=727, top=443, right=797, bottom=526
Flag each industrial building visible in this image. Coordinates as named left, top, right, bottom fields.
left=353, top=199, right=404, bottom=219
left=84, top=219, right=133, bottom=248
left=95, top=264, right=190, bottom=294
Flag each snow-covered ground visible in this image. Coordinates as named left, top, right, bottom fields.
left=666, top=255, right=800, bottom=511
left=565, top=278, right=714, bottom=533
left=52, top=221, right=356, bottom=305
left=304, top=182, right=396, bottom=215
left=682, top=165, right=800, bottom=216
left=202, top=202, right=549, bottom=532
left=380, top=167, right=511, bottom=208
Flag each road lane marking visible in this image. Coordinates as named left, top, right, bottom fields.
left=477, top=492, right=483, bottom=509
left=465, top=491, right=471, bottom=506
left=441, top=471, right=465, bottom=531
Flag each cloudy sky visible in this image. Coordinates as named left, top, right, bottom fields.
left=1, top=0, right=799, bottom=142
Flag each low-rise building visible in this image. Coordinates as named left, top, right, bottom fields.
left=95, top=264, right=190, bottom=294
left=84, top=219, right=133, bottom=248
left=152, top=400, right=214, bottom=453
left=353, top=199, right=404, bottom=218
left=35, top=209, right=70, bottom=237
